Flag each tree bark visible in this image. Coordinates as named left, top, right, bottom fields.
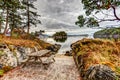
left=3, top=7, right=9, bottom=35
left=27, top=0, right=30, bottom=34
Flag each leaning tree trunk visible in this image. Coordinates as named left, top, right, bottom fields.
left=71, top=38, right=120, bottom=80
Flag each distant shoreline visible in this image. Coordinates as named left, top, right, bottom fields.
left=42, top=34, right=89, bottom=37
left=67, top=34, right=88, bottom=37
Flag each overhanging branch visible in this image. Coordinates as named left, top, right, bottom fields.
left=111, top=5, right=120, bottom=20
left=98, top=19, right=118, bottom=23
left=92, top=14, right=119, bottom=23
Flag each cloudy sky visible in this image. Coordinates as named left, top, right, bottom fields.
left=31, top=0, right=120, bottom=35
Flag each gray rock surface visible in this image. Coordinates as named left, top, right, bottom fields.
left=0, top=44, right=35, bottom=67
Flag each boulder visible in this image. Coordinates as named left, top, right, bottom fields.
left=64, top=50, right=72, bottom=56
left=84, top=65, right=117, bottom=80
left=0, top=44, right=35, bottom=67
left=71, top=38, right=120, bottom=80
left=0, top=48, right=18, bottom=67
left=46, top=44, right=61, bottom=53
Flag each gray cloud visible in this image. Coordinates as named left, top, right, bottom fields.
left=31, top=0, right=120, bottom=33
left=31, top=0, right=83, bottom=32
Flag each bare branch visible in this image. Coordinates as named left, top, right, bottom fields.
left=99, top=10, right=114, bottom=17
left=92, top=14, right=119, bottom=23
left=111, top=5, right=120, bottom=20
left=98, top=19, right=118, bottom=23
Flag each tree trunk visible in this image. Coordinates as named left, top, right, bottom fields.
left=27, top=0, right=30, bottom=34
left=0, top=22, right=1, bottom=33
left=11, top=6, right=15, bottom=36
left=3, top=7, right=9, bottom=35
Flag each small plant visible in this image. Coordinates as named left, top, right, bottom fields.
left=0, top=70, right=4, bottom=77
left=2, top=66, right=12, bottom=73
left=0, top=50, right=4, bottom=56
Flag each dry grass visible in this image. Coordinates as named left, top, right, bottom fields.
left=0, top=35, right=51, bottom=49
left=72, top=38, right=120, bottom=74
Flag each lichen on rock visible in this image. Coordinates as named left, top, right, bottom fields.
left=0, top=44, right=35, bottom=67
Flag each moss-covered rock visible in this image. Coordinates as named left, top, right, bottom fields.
left=71, top=38, right=120, bottom=80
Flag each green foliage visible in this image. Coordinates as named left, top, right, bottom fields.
left=0, top=70, right=4, bottom=76
left=76, top=0, right=120, bottom=27
left=53, top=31, right=67, bottom=37
left=116, top=67, right=120, bottom=73
left=0, top=0, right=26, bottom=34
left=75, top=15, right=85, bottom=27
left=82, top=0, right=120, bottom=10
left=22, top=0, right=41, bottom=28
left=0, top=66, right=12, bottom=76
left=94, top=27, right=120, bottom=39
left=0, top=50, right=4, bottom=56
left=0, top=0, right=41, bottom=34
left=75, top=16, right=99, bottom=27
left=53, top=31, right=67, bottom=42
left=87, top=17, right=99, bottom=27
left=11, top=28, right=25, bottom=38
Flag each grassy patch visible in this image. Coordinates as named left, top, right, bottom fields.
left=0, top=35, right=51, bottom=49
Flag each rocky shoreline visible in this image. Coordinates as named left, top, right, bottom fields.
left=0, top=43, right=61, bottom=67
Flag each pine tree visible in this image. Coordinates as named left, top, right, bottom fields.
left=0, top=0, right=24, bottom=34
left=22, top=0, right=41, bottom=33
left=0, top=0, right=41, bottom=35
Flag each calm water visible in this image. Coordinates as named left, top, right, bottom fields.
left=43, top=35, right=93, bottom=54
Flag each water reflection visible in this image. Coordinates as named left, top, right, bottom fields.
left=53, top=36, right=67, bottom=42
left=45, top=35, right=90, bottom=54
left=94, top=34, right=120, bottom=39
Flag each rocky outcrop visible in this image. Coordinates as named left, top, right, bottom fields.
left=64, top=50, right=73, bottom=56
left=46, top=44, right=61, bottom=54
left=0, top=43, right=59, bottom=68
left=71, top=38, right=120, bottom=80
left=0, top=44, right=36, bottom=67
